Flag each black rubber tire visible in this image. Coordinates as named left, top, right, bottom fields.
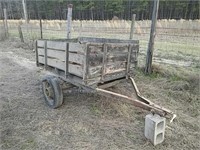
left=42, top=75, right=63, bottom=109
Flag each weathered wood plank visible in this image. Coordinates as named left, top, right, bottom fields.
left=107, top=44, right=129, bottom=53
left=38, top=40, right=69, bottom=51
left=47, top=41, right=66, bottom=51
left=35, top=40, right=39, bottom=66
left=107, top=53, right=128, bottom=62
left=86, top=71, right=126, bottom=85
left=85, top=43, right=132, bottom=80
left=38, top=56, right=65, bottom=70
left=88, top=53, right=103, bottom=66
left=37, top=40, right=45, bottom=47
left=87, top=43, right=138, bottom=54
left=69, top=43, right=84, bottom=53
left=69, top=53, right=84, bottom=65
left=38, top=56, right=83, bottom=77
left=88, top=66, right=102, bottom=78
left=131, top=44, right=139, bottom=52
left=88, top=52, right=128, bottom=66
left=103, top=71, right=126, bottom=82
left=38, top=48, right=65, bottom=60
left=44, top=41, right=47, bottom=69
left=98, top=78, right=125, bottom=89
left=36, top=38, right=139, bottom=85
left=101, top=43, right=107, bottom=80
left=131, top=54, right=138, bottom=63
left=130, top=45, right=139, bottom=64
left=78, top=37, right=139, bottom=44
left=65, top=43, right=69, bottom=76
left=38, top=48, right=84, bottom=65
left=83, top=44, right=90, bottom=82
left=126, top=45, right=132, bottom=77
left=68, top=64, right=83, bottom=77
left=105, top=62, right=126, bottom=74
left=87, top=61, right=127, bottom=78
left=88, top=44, right=103, bottom=53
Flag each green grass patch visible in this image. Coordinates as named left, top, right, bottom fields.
left=20, top=138, right=37, bottom=150
left=90, top=104, right=102, bottom=116
left=140, top=40, right=200, bottom=57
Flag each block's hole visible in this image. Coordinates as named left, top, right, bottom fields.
left=156, top=133, right=164, bottom=144
left=157, top=121, right=164, bottom=131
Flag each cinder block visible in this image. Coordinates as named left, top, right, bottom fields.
left=144, top=114, right=166, bottom=146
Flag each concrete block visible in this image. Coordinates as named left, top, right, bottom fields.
left=144, top=114, right=166, bottom=146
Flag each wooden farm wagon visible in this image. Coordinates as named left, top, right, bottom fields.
left=35, top=37, right=176, bottom=121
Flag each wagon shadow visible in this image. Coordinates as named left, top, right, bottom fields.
left=62, top=92, right=101, bottom=108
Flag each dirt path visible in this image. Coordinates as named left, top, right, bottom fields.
left=0, top=40, right=199, bottom=150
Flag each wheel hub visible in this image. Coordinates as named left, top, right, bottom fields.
left=43, top=81, right=55, bottom=104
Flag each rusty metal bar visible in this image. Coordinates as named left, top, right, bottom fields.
left=96, top=77, right=176, bottom=122
left=96, top=88, right=166, bottom=116
left=130, top=77, right=175, bottom=115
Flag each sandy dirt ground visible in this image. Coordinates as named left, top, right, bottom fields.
left=0, top=39, right=199, bottom=150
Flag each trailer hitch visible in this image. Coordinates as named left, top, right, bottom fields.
left=96, top=77, right=176, bottom=123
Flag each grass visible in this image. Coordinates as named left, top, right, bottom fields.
left=140, top=40, right=200, bottom=56
left=20, top=138, right=37, bottom=150
left=0, top=33, right=199, bottom=149
left=155, top=41, right=200, bottom=57
left=135, top=65, right=199, bottom=116
left=90, top=104, right=102, bottom=116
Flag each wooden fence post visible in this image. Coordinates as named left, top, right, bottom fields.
left=18, top=25, right=24, bottom=42
left=40, top=19, right=43, bottom=39
left=3, top=8, right=8, bottom=38
left=79, top=20, right=82, bottom=37
left=145, top=0, right=159, bottom=74
left=67, top=4, right=73, bottom=39
left=130, top=14, right=136, bottom=40
left=22, top=0, right=28, bottom=24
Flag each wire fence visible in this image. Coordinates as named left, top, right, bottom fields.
left=4, top=19, right=200, bottom=39
left=1, top=18, right=200, bottom=72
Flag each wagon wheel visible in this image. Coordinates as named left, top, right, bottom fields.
left=42, top=76, right=63, bottom=108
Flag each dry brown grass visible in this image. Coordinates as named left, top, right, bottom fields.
left=1, top=19, right=200, bottom=34
left=0, top=39, right=199, bottom=149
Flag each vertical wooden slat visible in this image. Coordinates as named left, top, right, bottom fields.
left=126, top=44, right=132, bottom=78
left=83, top=43, right=89, bottom=84
left=135, top=45, right=139, bottom=67
left=35, top=40, right=38, bottom=66
left=101, top=43, right=107, bottom=82
left=44, top=40, right=47, bottom=69
left=65, top=42, right=69, bottom=76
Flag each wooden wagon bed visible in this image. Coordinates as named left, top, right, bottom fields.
left=36, top=37, right=139, bottom=86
